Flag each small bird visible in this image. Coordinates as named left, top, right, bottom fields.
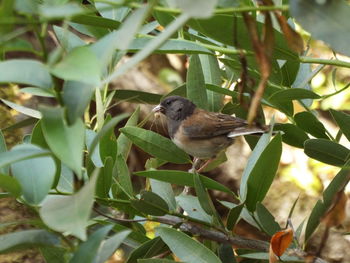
left=153, top=96, right=270, bottom=172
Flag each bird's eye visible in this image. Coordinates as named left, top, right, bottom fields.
left=166, top=101, right=171, bottom=105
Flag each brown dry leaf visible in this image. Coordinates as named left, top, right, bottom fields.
left=322, top=191, right=348, bottom=227
left=275, top=13, right=304, bottom=53
left=270, top=228, right=294, bottom=258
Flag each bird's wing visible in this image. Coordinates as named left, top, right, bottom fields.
left=182, top=109, right=249, bottom=138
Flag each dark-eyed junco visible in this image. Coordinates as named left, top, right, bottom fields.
left=153, top=96, right=270, bottom=171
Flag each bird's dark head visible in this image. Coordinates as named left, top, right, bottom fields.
left=153, top=96, right=196, bottom=121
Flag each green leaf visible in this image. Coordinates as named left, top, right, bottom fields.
left=218, top=243, right=237, bottom=263
left=274, top=123, right=309, bottom=148
left=1, top=99, right=41, bottom=119
left=95, top=230, right=131, bottom=263
left=0, top=144, right=50, bottom=170
left=0, top=59, right=52, bottom=88
left=157, top=227, right=221, bottom=263
left=41, top=107, right=85, bottom=178
left=20, top=87, right=55, bottom=98
left=177, top=194, right=212, bottom=223
left=89, top=113, right=129, bottom=158
left=120, top=127, right=190, bottom=164
left=330, top=109, right=350, bottom=142
left=114, top=154, right=133, bottom=196
left=269, top=88, right=320, bottom=101
left=305, top=162, right=350, bottom=241
left=199, top=54, right=223, bottom=112
left=126, top=237, right=168, bottom=263
left=304, top=139, right=350, bottom=167
left=176, top=0, right=218, bottom=18
left=40, top=247, right=68, bottom=263
left=96, top=157, right=113, bottom=198
left=150, top=179, right=177, bottom=212
left=131, top=191, right=169, bottom=216
left=39, top=3, right=85, bottom=19
left=86, top=129, right=103, bottom=168
left=240, top=133, right=272, bottom=199
left=193, top=173, right=214, bottom=216
left=226, top=203, right=244, bottom=231
left=51, top=46, right=101, bottom=85
left=135, top=170, right=232, bottom=194
left=0, top=230, right=59, bottom=253
left=128, top=37, right=212, bottom=55
left=63, top=81, right=95, bottom=124
left=117, top=107, right=140, bottom=159
left=245, top=134, right=282, bottom=211
left=138, top=259, right=178, bottom=263
left=294, top=111, right=329, bottom=139
left=70, top=225, right=113, bottom=263
left=39, top=172, right=98, bottom=240
left=290, top=1, right=350, bottom=56
left=113, top=90, right=162, bottom=104
left=53, top=25, right=86, bottom=52
left=255, top=203, right=280, bottom=236
left=187, top=54, right=208, bottom=110
left=11, top=145, right=56, bottom=205
left=70, top=15, right=120, bottom=31
left=0, top=130, right=8, bottom=174
left=0, top=174, right=22, bottom=197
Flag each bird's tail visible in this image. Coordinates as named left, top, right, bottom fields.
left=227, top=125, right=270, bottom=138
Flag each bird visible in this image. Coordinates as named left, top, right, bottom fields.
left=153, top=95, right=270, bottom=172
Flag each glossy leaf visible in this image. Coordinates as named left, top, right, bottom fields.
left=135, top=170, right=232, bottom=194
left=304, top=139, right=350, bottom=167
left=290, top=0, right=350, bottom=56
left=63, top=81, right=95, bottom=124
left=0, top=174, right=22, bottom=197
left=120, top=127, right=190, bottom=164
left=39, top=3, right=84, bottom=19
left=70, top=225, right=113, bottom=263
left=269, top=88, right=320, bottom=102
left=0, top=130, right=8, bottom=174
left=95, top=230, right=131, bottom=263
left=187, top=54, right=208, bottom=110
left=128, top=37, right=212, bottom=55
left=256, top=203, right=281, bottom=236
left=240, top=133, right=272, bottom=199
left=330, top=109, right=350, bottom=142
left=0, top=59, right=52, bottom=88
left=157, top=227, right=221, bottom=263
left=117, top=107, right=140, bottom=159
left=305, top=161, right=350, bottom=241
left=11, top=145, right=56, bottom=205
left=226, top=203, right=244, bottom=231
left=0, top=230, right=59, bottom=253
left=40, top=172, right=98, bottom=240
left=114, top=154, right=133, bottom=196
left=294, top=111, right=329, bottom=139
left=96, top=157, right=113, bottom=198
left=274, top=123, right=309, bottom=148
left=89, top=113, right=129, bottom=158
left=150, top=179, right=177, bottom=212
left=20, top=87, right=55, bottom=98
left=193, top=173, right=214, bottom=216
left=41, top=107, right=85, bottom=178
left=246, top=134, right=282, bottom=211
left=53, top=25, right=86, bottom=51
left=177, top=194, right=212, bottom=223
left=0, top=144, right=50, bottom=170
left=176, top=0, right=217, bottom=18
left=51, top=46, right=101, bottom=85
left=199, top=54, right=223, bottom=112
left=1, top=99, right=41, bottom=119
left=131, top=191, right=168, bottom=216
left=114, top=90, right=162, bottom=104
left=126, top=237, right=168, bottom=263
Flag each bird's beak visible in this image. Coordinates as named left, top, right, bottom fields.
left=152, top=104, right=164, bottom=113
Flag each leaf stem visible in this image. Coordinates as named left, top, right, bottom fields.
left=300, top=56, right=350, bottom=69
